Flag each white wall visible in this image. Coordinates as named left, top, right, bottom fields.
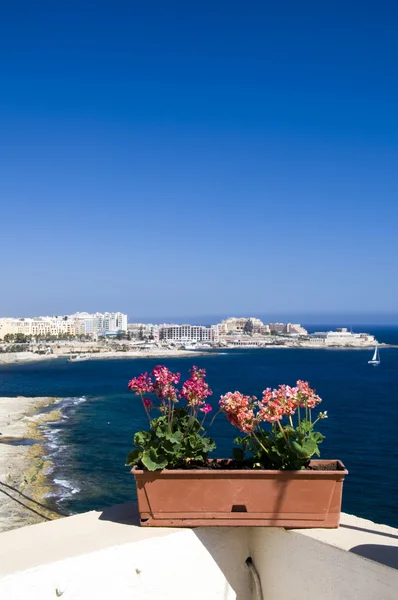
left=0, top=529, right=251, bottom=600
left=251, top=526, right=398, bottom=600
left=1, top=509, right=397, bottom=600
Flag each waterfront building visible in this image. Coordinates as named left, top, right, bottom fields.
left=268, top=322, right=308, bottom=335
left=218, top=318, right=306, bottom=337
left=218, top=317, right=266, bottom=335
left=0, top=312, right=128, bottom=339
left=70, top=312, right=128, bottom=335
left=286, top=323, right=308, bottom=335
left=159, top=324, right=219, bottom=343
left=223, top=336, right=266, bottom=347
left=309, top=328, right=376, bottom=346
left=0, top=316, right=76, bottom=339
left=127, top=323, right=160, bottom=340
left=268, top=322, right=286, bottom=333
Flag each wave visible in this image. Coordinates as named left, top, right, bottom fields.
left=53, top=478, right=81, bottom=496
left=54, top=395, right=87, bottom=409
left=40, top=396, right=87, bottom=504
left=44, top=477, right=81, bottom=502
left=44, top=428, right=62, bottom=450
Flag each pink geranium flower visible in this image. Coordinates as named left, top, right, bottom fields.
left=128, top=373, right=154, bottom=394
left=180, top=366, right=212, bottom=407
left=219, top=391, right=257, bottom=433
left=143, top=397, right=152, bottom=409
left=220, top=381, right=322, bottom=432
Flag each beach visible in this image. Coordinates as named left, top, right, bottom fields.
left=0, top=352, right=59, bottom=365
left=0, top=396, right=63, bottom=532
left=0, top=348, right=211, bottom=365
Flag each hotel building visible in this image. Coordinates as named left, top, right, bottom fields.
left=0, top=312, right=128, bottom=339
left=159, top=324, right=219, bottom=343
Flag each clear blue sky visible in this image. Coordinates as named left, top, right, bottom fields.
left=1, top=1, right=397, bottom=322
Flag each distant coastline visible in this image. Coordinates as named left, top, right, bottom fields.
left=0, top=343, right=396, bottom=366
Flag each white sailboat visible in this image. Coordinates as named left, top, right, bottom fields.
left=368, top=346, right=380, bottom=366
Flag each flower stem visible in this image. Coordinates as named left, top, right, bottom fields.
left=252, top=432, right=269, bottom=455
left=140, top=394, right=151, bottom=424
left=200, top=409, right=220, bottom=436
left=207, top=409, right=221, bottom=430
left=170, top=401, right=175, bottom=427
left=277, top=420, right=288, bottom=442
left=168, top=397, right=172, bottom=429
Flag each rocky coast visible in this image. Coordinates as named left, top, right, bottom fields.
left=0, top=396, right=64, bottom=532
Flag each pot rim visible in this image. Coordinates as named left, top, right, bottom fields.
left=131, top=458, right=348, bottom=476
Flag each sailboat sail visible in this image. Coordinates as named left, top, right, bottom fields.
left=368, top=346, right=380, bottom=365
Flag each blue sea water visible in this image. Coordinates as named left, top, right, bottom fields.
left=0, top=325, right=397, bottom=527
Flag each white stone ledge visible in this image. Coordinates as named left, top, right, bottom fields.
left=0, top=505, right=397, bottom=600
left=0, top=503, right=180, bottom=576
left=295, top=511, right=398, bottom=567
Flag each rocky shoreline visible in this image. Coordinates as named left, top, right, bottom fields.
left=0, top=397, right=65, bottom=533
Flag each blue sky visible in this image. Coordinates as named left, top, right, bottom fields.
left=1, top=1, right=397, bottom=322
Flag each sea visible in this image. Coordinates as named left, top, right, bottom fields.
left=0, top=325, right=397, bottom=528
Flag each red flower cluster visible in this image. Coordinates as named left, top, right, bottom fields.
left=220, top=381, right=322, bottom=432
left=296, top=380, right=322, bottom=409
left=128, top=365, right=214, bottom=419
left=127, top=373, right=154, bottom=394
left=180, top=366, right=213, bottom=407
left=151, top=365, right=180, bottom=401
left=219, top=391, right=257, bottom=433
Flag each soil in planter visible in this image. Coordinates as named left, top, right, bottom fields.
left=306, top=461, right=342, bottom=471
left=138, top=459, right=344, bottom=471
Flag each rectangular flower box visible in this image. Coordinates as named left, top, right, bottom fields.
left=132, top=459, right=348, bottom=528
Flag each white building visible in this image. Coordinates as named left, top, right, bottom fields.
left=268, top=322, right=308, bottom=335
left=218, top=317, right=262, bottom=335
left=0, top=312, right=128, bottom=339
left=286, top=323, right=308, bottom=335
left=159, top=324, right=219, bottom=343
left=0, top=316, right=76, bottom=339
left=127, top=323, right=159, bottom=340
left=71, top=312, right=128, bottom=335
left=309, top=328, right=376, bottom=346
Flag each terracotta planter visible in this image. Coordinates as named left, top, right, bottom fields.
left=132, top=459, right=347, bottom=528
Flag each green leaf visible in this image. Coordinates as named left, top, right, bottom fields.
left=302, top=439, right=317, bottom=456
left=165, top=431, right=183, bottom=444
left=290, top=440, right=311, bottom=458
left=202, top=440, right=216, bottom=454
left=134, top=430, right=151, bottom=447
left=141, top=453, right=159, bottom=471
left=312, top=431, right=324, bottom=443
left=232, top=447, right=245, bottom=460
left=142, top=449, right=168, bottom=471
left=125, top=449, right=141, bottom=466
